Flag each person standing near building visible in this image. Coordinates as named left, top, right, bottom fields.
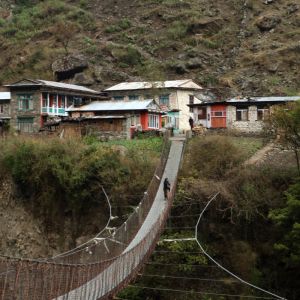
left=163, top=178, right=171, bottom=200
left=189, top=116, right=194, bottom=130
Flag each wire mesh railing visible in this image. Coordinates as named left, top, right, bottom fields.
left=0, top=132, right=177, bottom=299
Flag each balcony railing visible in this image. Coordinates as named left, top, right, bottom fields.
left=42, top=107, right=68, bottom=116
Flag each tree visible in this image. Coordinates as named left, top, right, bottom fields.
left=51, top=21, right=79, bottom=56
left=268, top=101, right=300, bottom=174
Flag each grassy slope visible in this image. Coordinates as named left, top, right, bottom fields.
left=0, top=0, right=299, bottom=96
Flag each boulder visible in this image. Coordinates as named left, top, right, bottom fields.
left=52, top=55, right=88, bottom=81
left=186, top=57, right=203, bottom=69
left=170, top=61, right=188, bottom=74
left=100, top=68, right=129, bottom=82
left=287, top=3, right=299, bottom=15
left=255, top=14, right=281, bottom=31
left=73, top=73, right=94, bottom=86
left=93, top=66, right=103, bottom=83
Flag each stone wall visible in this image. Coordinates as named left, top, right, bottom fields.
left=10, top=90, right=41, bottom=133
left=0, top=100, right=10, bottom=117
left=227, top=105, right=264, bottom=133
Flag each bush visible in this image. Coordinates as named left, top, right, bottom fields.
left=182, top=136, right=244, bottom=179
left=167, top=21, right=187, bottom=39
left=0, top=136, right=161, bottom=239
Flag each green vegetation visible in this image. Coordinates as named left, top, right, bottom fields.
left=0, top=0, right=91, bottom=41
left=268, top=101, right=300, bottom=174
left=121, top=134, right=298, bottom=299
left=0, top=136, right=162, bottom=247
left=105, top=18, right=132, bottom=33
left=269, top=179, right=300, bottom=267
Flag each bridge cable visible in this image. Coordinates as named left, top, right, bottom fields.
left=194, top=193, right=286, bottom=300
left=127, top=285, right=278, bottom=299
left=49, top=185, right=114, bottom=260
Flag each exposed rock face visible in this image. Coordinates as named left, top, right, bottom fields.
left=73, top=72, right=95, bottom=86
left=100, top=68, right=130, bottom=82
left=255, top=14, right=281, bottom=31
left=186, top=57, right=203, bottom=69
left=52, top=55, right=88, bottom=81
left=0, top=180, right=52, bottom=258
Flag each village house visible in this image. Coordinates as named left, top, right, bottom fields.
left=189, top=96, right=300, bottom=132
left=66, top=99, right=163, bottom=139
left=104, top=80, right=206, bottom=132
left=5, top=79, right=105, bottom=133
left=0, top=91, right=11, bottom=135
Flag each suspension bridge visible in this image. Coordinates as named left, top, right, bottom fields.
left=0, top=134, right=185, bottom=299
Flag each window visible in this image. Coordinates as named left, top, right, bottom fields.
left=18, top=94, right=33, bottom=111
left=236, top=109, right=248, bottom=121
left=73, top=97, right=82, bottom=107
left=129, top=95, right=139, bottom=100
left=189, top=95, right=194, bottom=112
left=211, top=111, right=226, bottom=117
left=257, top=108, right=270, bottom=121
left=17, top=117, right=34, bottom=133
left=148, top=114, right=159, bottom=129
left=198, top=108, right=206, bottom=119
left=113, top=96, right=124, bottom=101
left=130, top=115, right=140, bottom=126
left=159, top=95, right=170, bottom=106
left=42, top=93, right=48, bottom=107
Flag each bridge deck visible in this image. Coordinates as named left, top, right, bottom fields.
left=56, top=138, right=185, bottom=300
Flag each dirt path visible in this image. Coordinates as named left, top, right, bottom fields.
left=244, top=142, right=275, bottom=166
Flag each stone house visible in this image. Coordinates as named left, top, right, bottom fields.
left=5, top=79, right=105, bottom=133
left=66, top=99, right=163, bottom=139
left=189, top=96, right=300, bottom=133
left=0, top=91, right=11, bottom=134
left=104, top=80, right=206, bottom=132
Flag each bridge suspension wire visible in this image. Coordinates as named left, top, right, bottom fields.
left=137, top=273, right=241, bottom=283
left=49, top=185, right=114, bottom=261
left=146, top=262, right=218, bottom=268
left=127, top=285, right=279, bottom=299
left=194, top=193, right=287, bottom=300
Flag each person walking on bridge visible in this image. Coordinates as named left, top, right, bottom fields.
left=163, top=178, right=171, bottom=200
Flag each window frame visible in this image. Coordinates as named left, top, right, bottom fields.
left=148, top=114, right=159, bottom=129
left=211, top=110, right=226, bottom=117
left=257, top=108, right=270, bottom=121
left=128, top=95, right=139, bottom=101
left=17, top=94, right=33, bottom=111
left=159, top=94, right=170, bottom=106
left=113, top=96, right=124, bottom=101
left=236, top=109, right=248, bottom=121
left=198, top=107, right=207, bottom=120
left=17, top=117, right=34, bottom=133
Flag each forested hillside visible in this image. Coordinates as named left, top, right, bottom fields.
left=0, top=0, right=299, bottom=96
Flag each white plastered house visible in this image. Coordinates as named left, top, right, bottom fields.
left=104, top=79, right=205, bottom=132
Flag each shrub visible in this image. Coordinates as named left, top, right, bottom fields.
left=182, top=136, right=244, bottom=179
left=0, top=136, right=161, bottom=239
left=167, top=20, right=187, bottom=39
left=118, top=18, right=132, bottom=30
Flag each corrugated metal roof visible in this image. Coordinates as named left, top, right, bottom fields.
left=227, top=96, right=300, bottom=103
left=105, top=80, right=202, bottom=91
left=6, top=79, right=100, bottom=94
left=0, top=92, right=11, bottom=100
left=66, top=100, right=159, bottom=112
left=38, top=80, right=100, bottom=94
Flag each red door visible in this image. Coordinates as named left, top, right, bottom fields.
left=211, top=105, right=226, bottom=128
